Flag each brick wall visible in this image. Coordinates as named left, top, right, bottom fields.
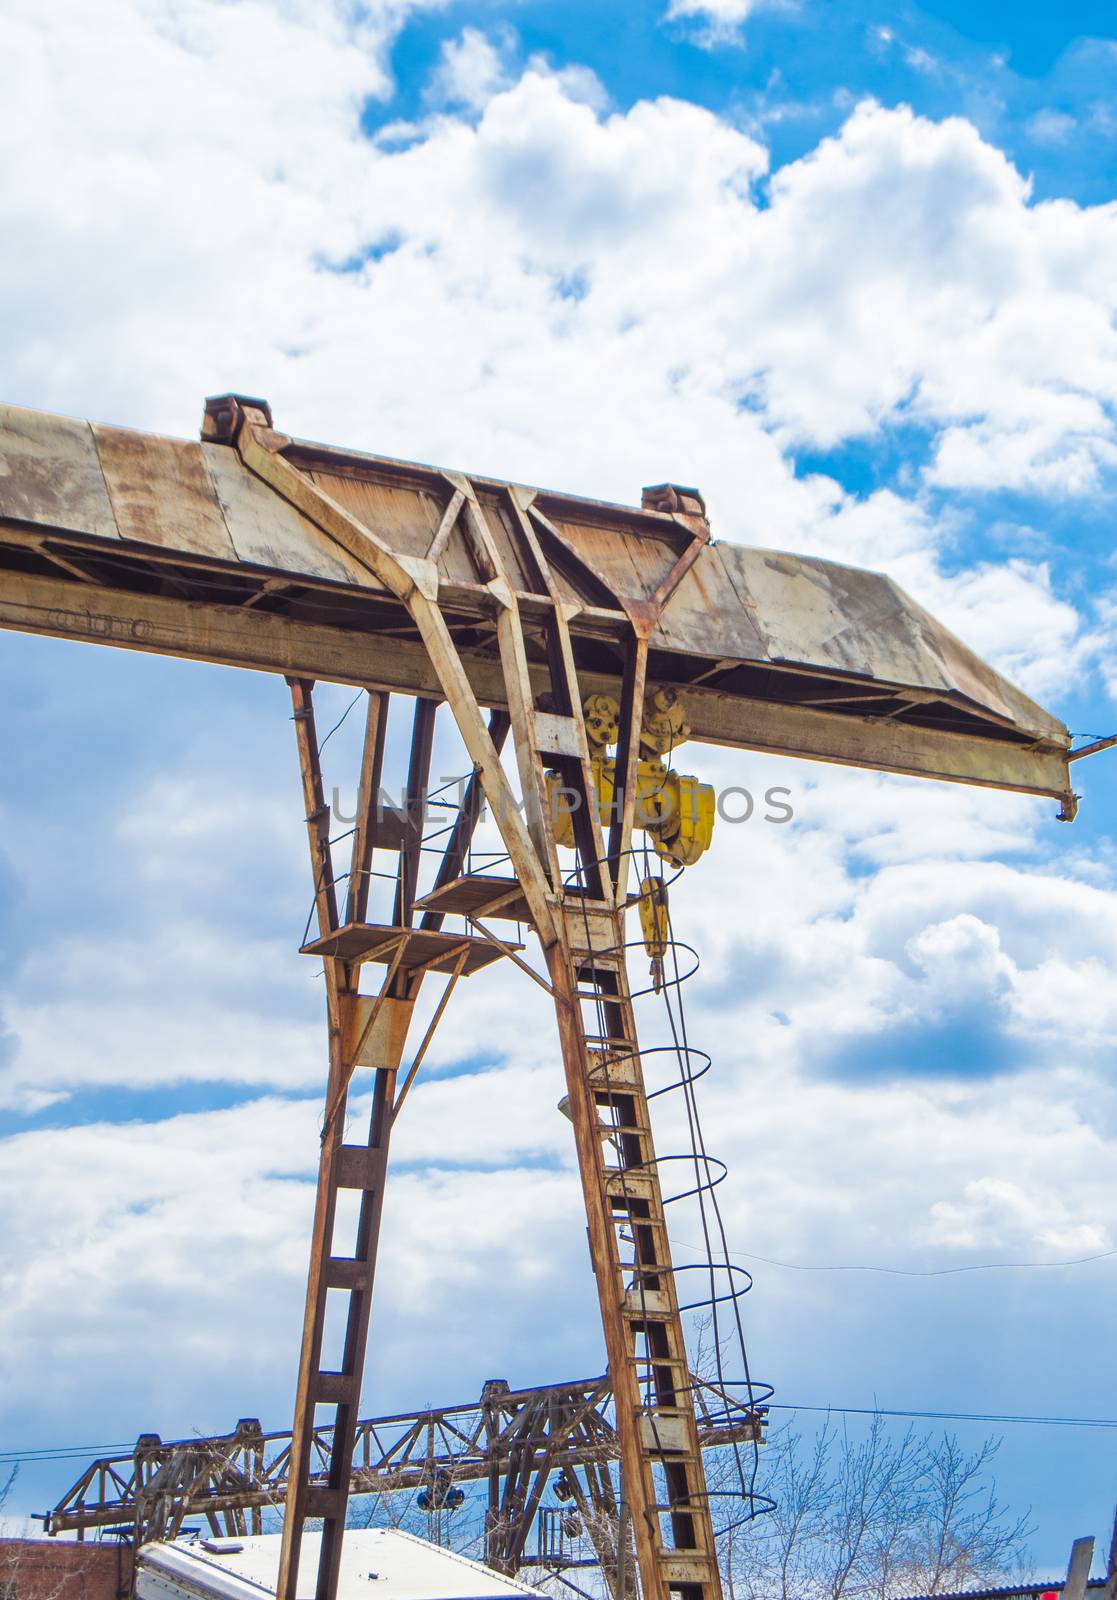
left=0, top=1540, right=133, bottom=1600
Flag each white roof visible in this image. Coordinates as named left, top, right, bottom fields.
left=135, top=1530, right=539, bottom=1600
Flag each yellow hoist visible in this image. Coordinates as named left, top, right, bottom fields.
left=547, top=687, right=715, bottom=989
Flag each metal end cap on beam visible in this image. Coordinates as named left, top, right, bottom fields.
left=201, top=393, right=274, bottom=444
left=641, top=482, right=707, bottom=518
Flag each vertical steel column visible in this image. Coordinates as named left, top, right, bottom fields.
left=278, top=682, right=414, bottom=1600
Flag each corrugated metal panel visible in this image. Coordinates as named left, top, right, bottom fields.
left=892, top=1582, right=1107, bottom=1600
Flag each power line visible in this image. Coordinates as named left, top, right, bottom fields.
left=314, top=689, right=364, bottom=754
left=0, top=1444, right=131, bottom=1464
left=768, top=1403, right=1117, bottom=1430
left=677, top=1240, right=1117, bottom=1277
left=7, top=1397, right=1117, bottom=1467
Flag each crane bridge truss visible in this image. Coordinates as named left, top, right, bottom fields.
left=42, top=1371, right=765, bottom=1595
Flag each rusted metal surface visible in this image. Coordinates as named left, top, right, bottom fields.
left=92, top=425, right=239, bottom=559
left=202, top=443, right=373, bottom=586
left=299, top=922, right=519, bottom=976
left=0, top=561, right=1072, bottom=800
left=0, top=399, right=1073, bottom=804
left=278, top=680, right=415, bottom=1600
left=41, top=1371, right=764, bottom=1550
left=0, top=407, right=119, bottom=539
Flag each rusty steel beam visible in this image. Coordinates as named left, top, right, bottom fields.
left=0, top=564, right=1074, bottom=806
left=0, top=398, right=1076, bottom=809
left=40, top=1373, right=765, bottom=1545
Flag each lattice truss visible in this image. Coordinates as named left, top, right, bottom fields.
left=44, top=1371, right=764, bottom=1596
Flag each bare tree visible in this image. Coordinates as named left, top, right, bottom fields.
left=710, top=1416, right=1032, bottom=1600
left=328, top=1379, right=1029, bottom=1600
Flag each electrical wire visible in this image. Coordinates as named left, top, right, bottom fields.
left=0, top=1445, right=132, bottom=1463
left=316, top=690, right=364, bottom=753
left=676, top=1243, right=1117, bottom=1277
left=6, top=1402, right=1117, bottom=1466
left=766, top=1404, right=1117, bottom=1430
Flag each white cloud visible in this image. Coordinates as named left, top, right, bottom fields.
left=664, top=0, right=796, bottom=47
left=3, top=6, right=1117, bottom=1543
left=897, top=554, right=1105, bottom=698
left=743, top=104, right=1117, bottom=491
left=425, top=26, right=515, bottom=112
left=3, top=21, right=1115, bottom=542
left=0, top=1092, right=593, bottom=1440
left=925, top=1176, right=1110, bottom=1254
left=667, top=0, right=759, bottom=18
left=1028, top=108, right=1077, bottom=145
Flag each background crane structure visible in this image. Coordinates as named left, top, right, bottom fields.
left=40, top=1369, right=765, bottom=1595
left=0, top=395, right=1085, bottom=1600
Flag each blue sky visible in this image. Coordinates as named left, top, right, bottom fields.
left=1, top=0, right=1117, bottom=1579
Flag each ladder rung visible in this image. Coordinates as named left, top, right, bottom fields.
left=574, top=956, right=624, bottom=978
left=606, top=1160, right=659, bottom=1183
left=305, top=1487, right=346, bottom=1520
left=605, top=1171, right=657, bottom=1201
left=315, top=1371, right=359, bottom=1404
left=628, top=1354, right=691, bottom=1378
left=622, top=1286, right=673, bottom=1317
left=643, top=1432, right=700, bottom=1457
left=336, top=1145, right=379, bottom=1190
left=588, top=1060, right=640, bottom=1087
left=658, top=1553, right=717, bottom=1585
left=617, top=1208, right=669, bottom=1231
left=324, top=1257, right=368, bottom=1290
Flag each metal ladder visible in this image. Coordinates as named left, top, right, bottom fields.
left=552, top=894, right=720, bottom=1600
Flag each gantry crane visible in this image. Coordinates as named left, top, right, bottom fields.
left=0, top=394, right=1099, bottom=1600
left=42, top=1365, right=764, bottom=1593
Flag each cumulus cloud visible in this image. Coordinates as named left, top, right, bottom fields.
left=4, top=13, right=1115, bottom=522
left=664, top=0, right=792, bottom=47
left=2, top=3, right=1117, bottom=1541
left=5, top=22, right=1111, bottom=708
left=667, top=0, right=759, bottom=18
left=425, top=26, right=516, bottom=111
left=0, top=1092, right=593, bottom=1443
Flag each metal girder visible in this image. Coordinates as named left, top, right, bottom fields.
left=40, top=1372, right=765, bottom=1552
left=0, top=398, right=1076, bottom=808
left=0, top=563, right=1073, bottom=806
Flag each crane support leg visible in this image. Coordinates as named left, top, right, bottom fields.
left=278, top=682, right=417, bottom=1600
left=231, top=421, right=724, bottom=1600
